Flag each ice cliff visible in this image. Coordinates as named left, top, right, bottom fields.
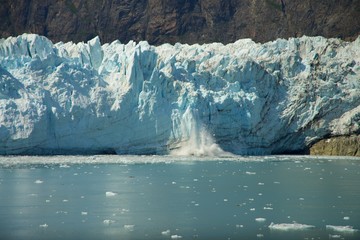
left=0, top=34, right=359, bottom=155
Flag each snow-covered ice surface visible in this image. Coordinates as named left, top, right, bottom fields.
left=1, top=34, right=360, bottom=155
left=0, top=155, right=360, bottom=240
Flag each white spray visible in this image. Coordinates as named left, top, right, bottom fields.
left=170, top=108, right=233, bottom=157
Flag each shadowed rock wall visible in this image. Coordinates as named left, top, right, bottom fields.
left=1, top=0, right=360, bottom=44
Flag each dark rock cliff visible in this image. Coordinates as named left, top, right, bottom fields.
left=1, top=0, right=359, bottom=45
left=310, top=136, right=360, bottom=157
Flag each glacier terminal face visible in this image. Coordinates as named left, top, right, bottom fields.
left=0, top=34, right=359, bottom=155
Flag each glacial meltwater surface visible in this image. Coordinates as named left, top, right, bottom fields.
left=0, top=155, right=359, bottom=240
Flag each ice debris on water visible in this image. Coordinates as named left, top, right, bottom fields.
left=105, top=191, right=117, bottom=197
left=269, top=222, right=315, bottom=231
left=39, top=224, right=48, bottom=228
left=255, top=218, right=266, bottom=222
left=34, top=180, right=43, bottom=184
left=161, top=230, right=171, bottom=236
left=326, top=225, right=358, bottom=233
left=124, top=225, right=135, bottom=231
left=171, top=235, right=182, bottom=239
left=103, top=219, right=115, bottom=225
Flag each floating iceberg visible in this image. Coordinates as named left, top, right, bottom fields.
left=269, top=222, right=315, bottom=231
left=0, top=34, right=359, bottom=155
left=326, top=225, right=358, bottom=233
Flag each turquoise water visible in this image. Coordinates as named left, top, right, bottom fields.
left=0, top=155, right=359, bottom=239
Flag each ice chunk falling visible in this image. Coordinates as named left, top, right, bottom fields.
left=0, top=34, right=360, bottom=155
left=170, top=107, right=232, bottom=157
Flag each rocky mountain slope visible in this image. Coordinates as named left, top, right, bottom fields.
left=1, top=0, right=360, bottom=45
left=0, top=34, right=359, bottom=155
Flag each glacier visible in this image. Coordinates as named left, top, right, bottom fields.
left=0, top=33, right=359, bottom=155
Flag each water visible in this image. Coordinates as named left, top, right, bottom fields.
left=0, top=155, right=360, bottom=240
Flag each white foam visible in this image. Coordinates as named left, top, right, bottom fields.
left=326, top=225, right=358, bottom=233
left=269, top=222, right=315, bottom=231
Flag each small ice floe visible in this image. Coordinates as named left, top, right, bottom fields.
left=161, top=230, right=171, bottom=236
left=329, top=234, right=342, bottom=239
left=343, top=216, right=350, bottom=220
left=124, top=225, right=135, bottom=231
left=34, top=180, right=43, bottom=184
left=103, top=219, right=115, bottom=225
left=255, top=218, right=266, bottom=222
left=56, top=211, right=68, bottom=214
left=39, top=223, right=48, bottom=228
left=62, top=199, right=68, bottom=202
left=264, top=207, right=273, bottom=210
left=250, top=208, right=256, bottom=211
left=59, top=164, right=70, bottom=168
left=81, top=211, right=88, bottom=215
left=326, top=225, right=358, bottom=233
left=269, top=222, right=315, bottom=231
left=256, top=233, right=264, bottom=238
left=120, top=208, right=130, bottom=214
left=105, top=191, right=117, bottom=197
left=236, top=224, right=244, bottom=228
left=258, top=182, right=264, bottom=186
left=171, top=234, right=182, bottom=239
left=246, top=171, right=256, bottom=175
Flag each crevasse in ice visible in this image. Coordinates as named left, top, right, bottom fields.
left=0, top=34, right=359, bottom=155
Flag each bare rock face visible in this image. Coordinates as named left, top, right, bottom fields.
left=1, top=0, right=360, bottom=45
left=310, top=136, right=360, bottom=157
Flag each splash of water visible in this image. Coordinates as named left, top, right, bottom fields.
left=170, top=108, right=233, bottom=157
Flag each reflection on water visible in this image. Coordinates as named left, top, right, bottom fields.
left=0, top=156, right=359, bottom=239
